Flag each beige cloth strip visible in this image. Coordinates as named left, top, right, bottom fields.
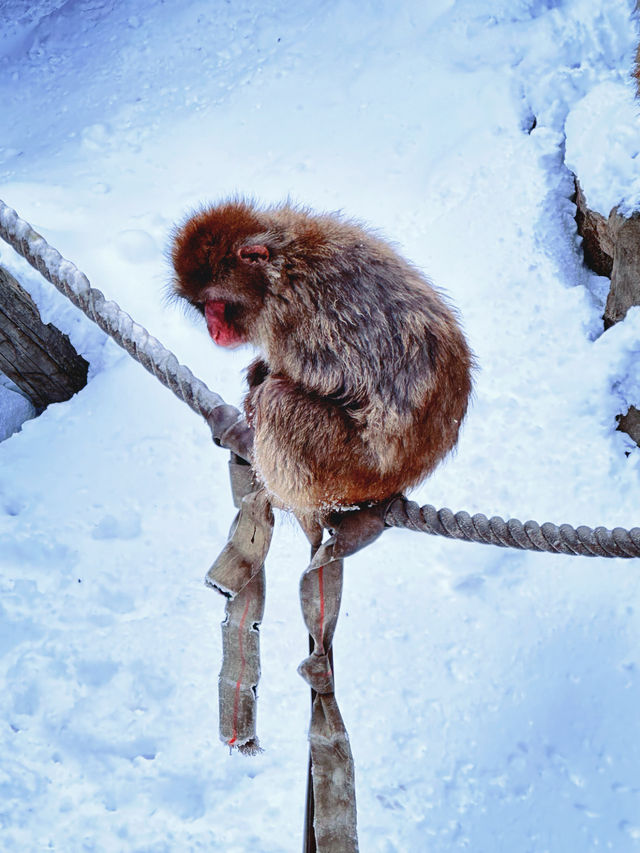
left=207, top=458, right=272, bottom=753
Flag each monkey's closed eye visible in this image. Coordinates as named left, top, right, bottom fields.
left=238, top=245, right=269, bottom=264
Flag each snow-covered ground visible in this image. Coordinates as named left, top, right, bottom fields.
left=1, top=1, right=640, bottom=850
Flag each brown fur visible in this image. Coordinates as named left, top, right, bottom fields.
left=171, top=200, right=473, bottom=514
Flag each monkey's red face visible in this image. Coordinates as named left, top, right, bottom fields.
left=204, top=300, right=247, bottom=348
left=171, top=204, right=271, bottom=349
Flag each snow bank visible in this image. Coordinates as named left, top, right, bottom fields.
left=0, top=380, right=35, bottom=440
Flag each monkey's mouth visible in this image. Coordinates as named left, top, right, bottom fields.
left=204, top=300, right=246, bottom=348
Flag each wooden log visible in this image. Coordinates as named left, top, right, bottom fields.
left=574, top=179, right=640, bottom=328
left=617, top=406, right=640, bottom=448
left=574, top=179, right=613, bottom=279
left=574, top=179, right=640, bottom=449
left=0, top=265, right=88, bottom=412
left=604, top=210, right=640, bottom=329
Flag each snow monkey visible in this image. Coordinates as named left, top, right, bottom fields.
left=171, top=200, right=473, bottom=515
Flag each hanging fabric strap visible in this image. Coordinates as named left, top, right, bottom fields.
left=299, top=548, right=358, bottom=852
left=297, top=503, right=388, bottom=852
left=207, top=455, right=274, bottom=754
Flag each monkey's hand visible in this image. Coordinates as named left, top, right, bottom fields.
left=246, top=358, right=270, bottom=389
left=244, top=358, right=271, bottom=427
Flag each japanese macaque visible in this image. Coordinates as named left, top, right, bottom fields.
left=171, top=200, right=473, bottom=515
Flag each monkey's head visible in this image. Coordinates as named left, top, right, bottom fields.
left=171, top=200, right=276, bottom=348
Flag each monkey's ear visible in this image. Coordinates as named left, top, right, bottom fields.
left=238, top=244, right=270, bottom=265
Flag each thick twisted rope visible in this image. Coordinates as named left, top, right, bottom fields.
left=0, top=199, right=251, bottom=456
left=385, top=499, right=640, bottom=558
left=1, top=198, right=639, bottom=558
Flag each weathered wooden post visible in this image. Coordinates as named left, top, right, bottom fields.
left=0, top=264, right=88, bottom=412
left=574, top=182, right=640, bottom=448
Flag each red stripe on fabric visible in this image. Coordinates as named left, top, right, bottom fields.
left=318, top=565, right=325, bottom=653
